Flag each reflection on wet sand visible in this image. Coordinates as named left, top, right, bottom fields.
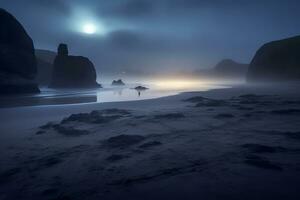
left=113, top=88, right=124, bottom=96
left=0, top=94, right=97, bottom=108
left=0, top=83, right=228, bottom=108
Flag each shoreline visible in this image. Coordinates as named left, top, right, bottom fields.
left=1, top=83, right=300, bottom=200
left=0, top=81, right=236, bottom=108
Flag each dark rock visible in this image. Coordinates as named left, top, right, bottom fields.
left=134, top=86, right=148, bottom=90
left=50, top=44, right=101, bottom=88
left=184, top=96, right=227, bottom=107
left=104, top=134, right=145, bottom=148
left=53, top=125, right=90, bottom=136
left=0, top=9, right=39, bottom=94
left=61, top=109, right=130, bottom=124
left=183, top=96, right=208, bottom=103
left=39, top=122, right=55, bottom=129
left=247, top=35, right=300, bottom=81
left=57, top=43, right=68, bottom=56
left=112, top=79, right=125, bottom=86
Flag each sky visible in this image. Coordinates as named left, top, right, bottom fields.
left=1, top=0, right=300, bottom=77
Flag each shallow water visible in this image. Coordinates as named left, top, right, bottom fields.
left=0, top=81, right=234, bottom=108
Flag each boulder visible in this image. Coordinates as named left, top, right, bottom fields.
left=247, top=36, right=300, bottom=81
left=112, top=79, right=125, bottom=86
left=50, top=44, right=100, bottom=88
left=0, top=9, right=39, bottom=94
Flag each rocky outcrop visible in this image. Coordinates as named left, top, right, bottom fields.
left=134, top=86, right=148, bottom=90
left=112, top=79, right=125, bottom=86
left=247, top=36, right=300, bottom=81
left=0, top=9, right=39, bottom=94
left=214, top=59, right=248, bottom=78
left=35, top=49, right=56, bottom=86
left=50, top=44, right=100, bottom=88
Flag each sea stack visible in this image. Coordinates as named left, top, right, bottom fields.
left=247, top=35, right=300, bottom=82
left=0, top=9, right=39, bottom=94
left=50, top=44, right=100, bottom=88
left=112, top=79, right=125, bottom=86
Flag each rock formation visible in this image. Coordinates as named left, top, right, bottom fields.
left=134, top=86, right=148, bottom=90
left=35, top=49, right=56, bottom=86
left=0, top=9, right=39, bottom=94
left=112, top=79, right=125, bottom=86
left=50, top=44, right=100, bottom=88
left=214, top=59, right=248, bottom=78
left=247, top=35, right=300, bottom=81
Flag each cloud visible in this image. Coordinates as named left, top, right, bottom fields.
left=108, top=0, right=154, bottom=18
left=107, top=30, right=143, bottom=49
left=1, top=0, right=300, bottom=75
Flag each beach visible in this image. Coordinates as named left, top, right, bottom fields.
left=0, top=83, right=300, bottom=200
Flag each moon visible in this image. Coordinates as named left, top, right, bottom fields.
left=83, top=23, right=96, bottom=34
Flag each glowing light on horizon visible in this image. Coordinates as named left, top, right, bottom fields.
left=154, top=79, right=210, bottom=90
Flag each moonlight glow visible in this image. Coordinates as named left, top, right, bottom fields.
left=83, top=23, right=96, bottom=34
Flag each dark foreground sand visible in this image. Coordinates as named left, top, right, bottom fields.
left=0, top=83, right=300, bottom=200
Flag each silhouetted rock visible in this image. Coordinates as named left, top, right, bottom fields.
left=214, top=59, right=248, bottom=78
left=50, top=44, right=100, bottom=88
left=35, top=49, right=56, bottom=86
left=112, top=79, right=125, bottom=86
left=247, top=36, right=300, bottom=81
left=134, top=86, right=148, bottom=90
left=0, top=9, right=39, bottom=94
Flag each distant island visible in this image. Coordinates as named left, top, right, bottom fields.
left=112, top=79, right=125, bottom=86
left=213, top=59, right=249, bottom=78
left=134, top=86, right=149, bottom=90
left=190, top=59, right=249, bottom=80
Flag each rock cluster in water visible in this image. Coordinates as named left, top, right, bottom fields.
left=112, top=79, right=125, bottom=86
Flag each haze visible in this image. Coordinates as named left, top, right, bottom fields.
left=1, top=0, right=300, bottom=78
